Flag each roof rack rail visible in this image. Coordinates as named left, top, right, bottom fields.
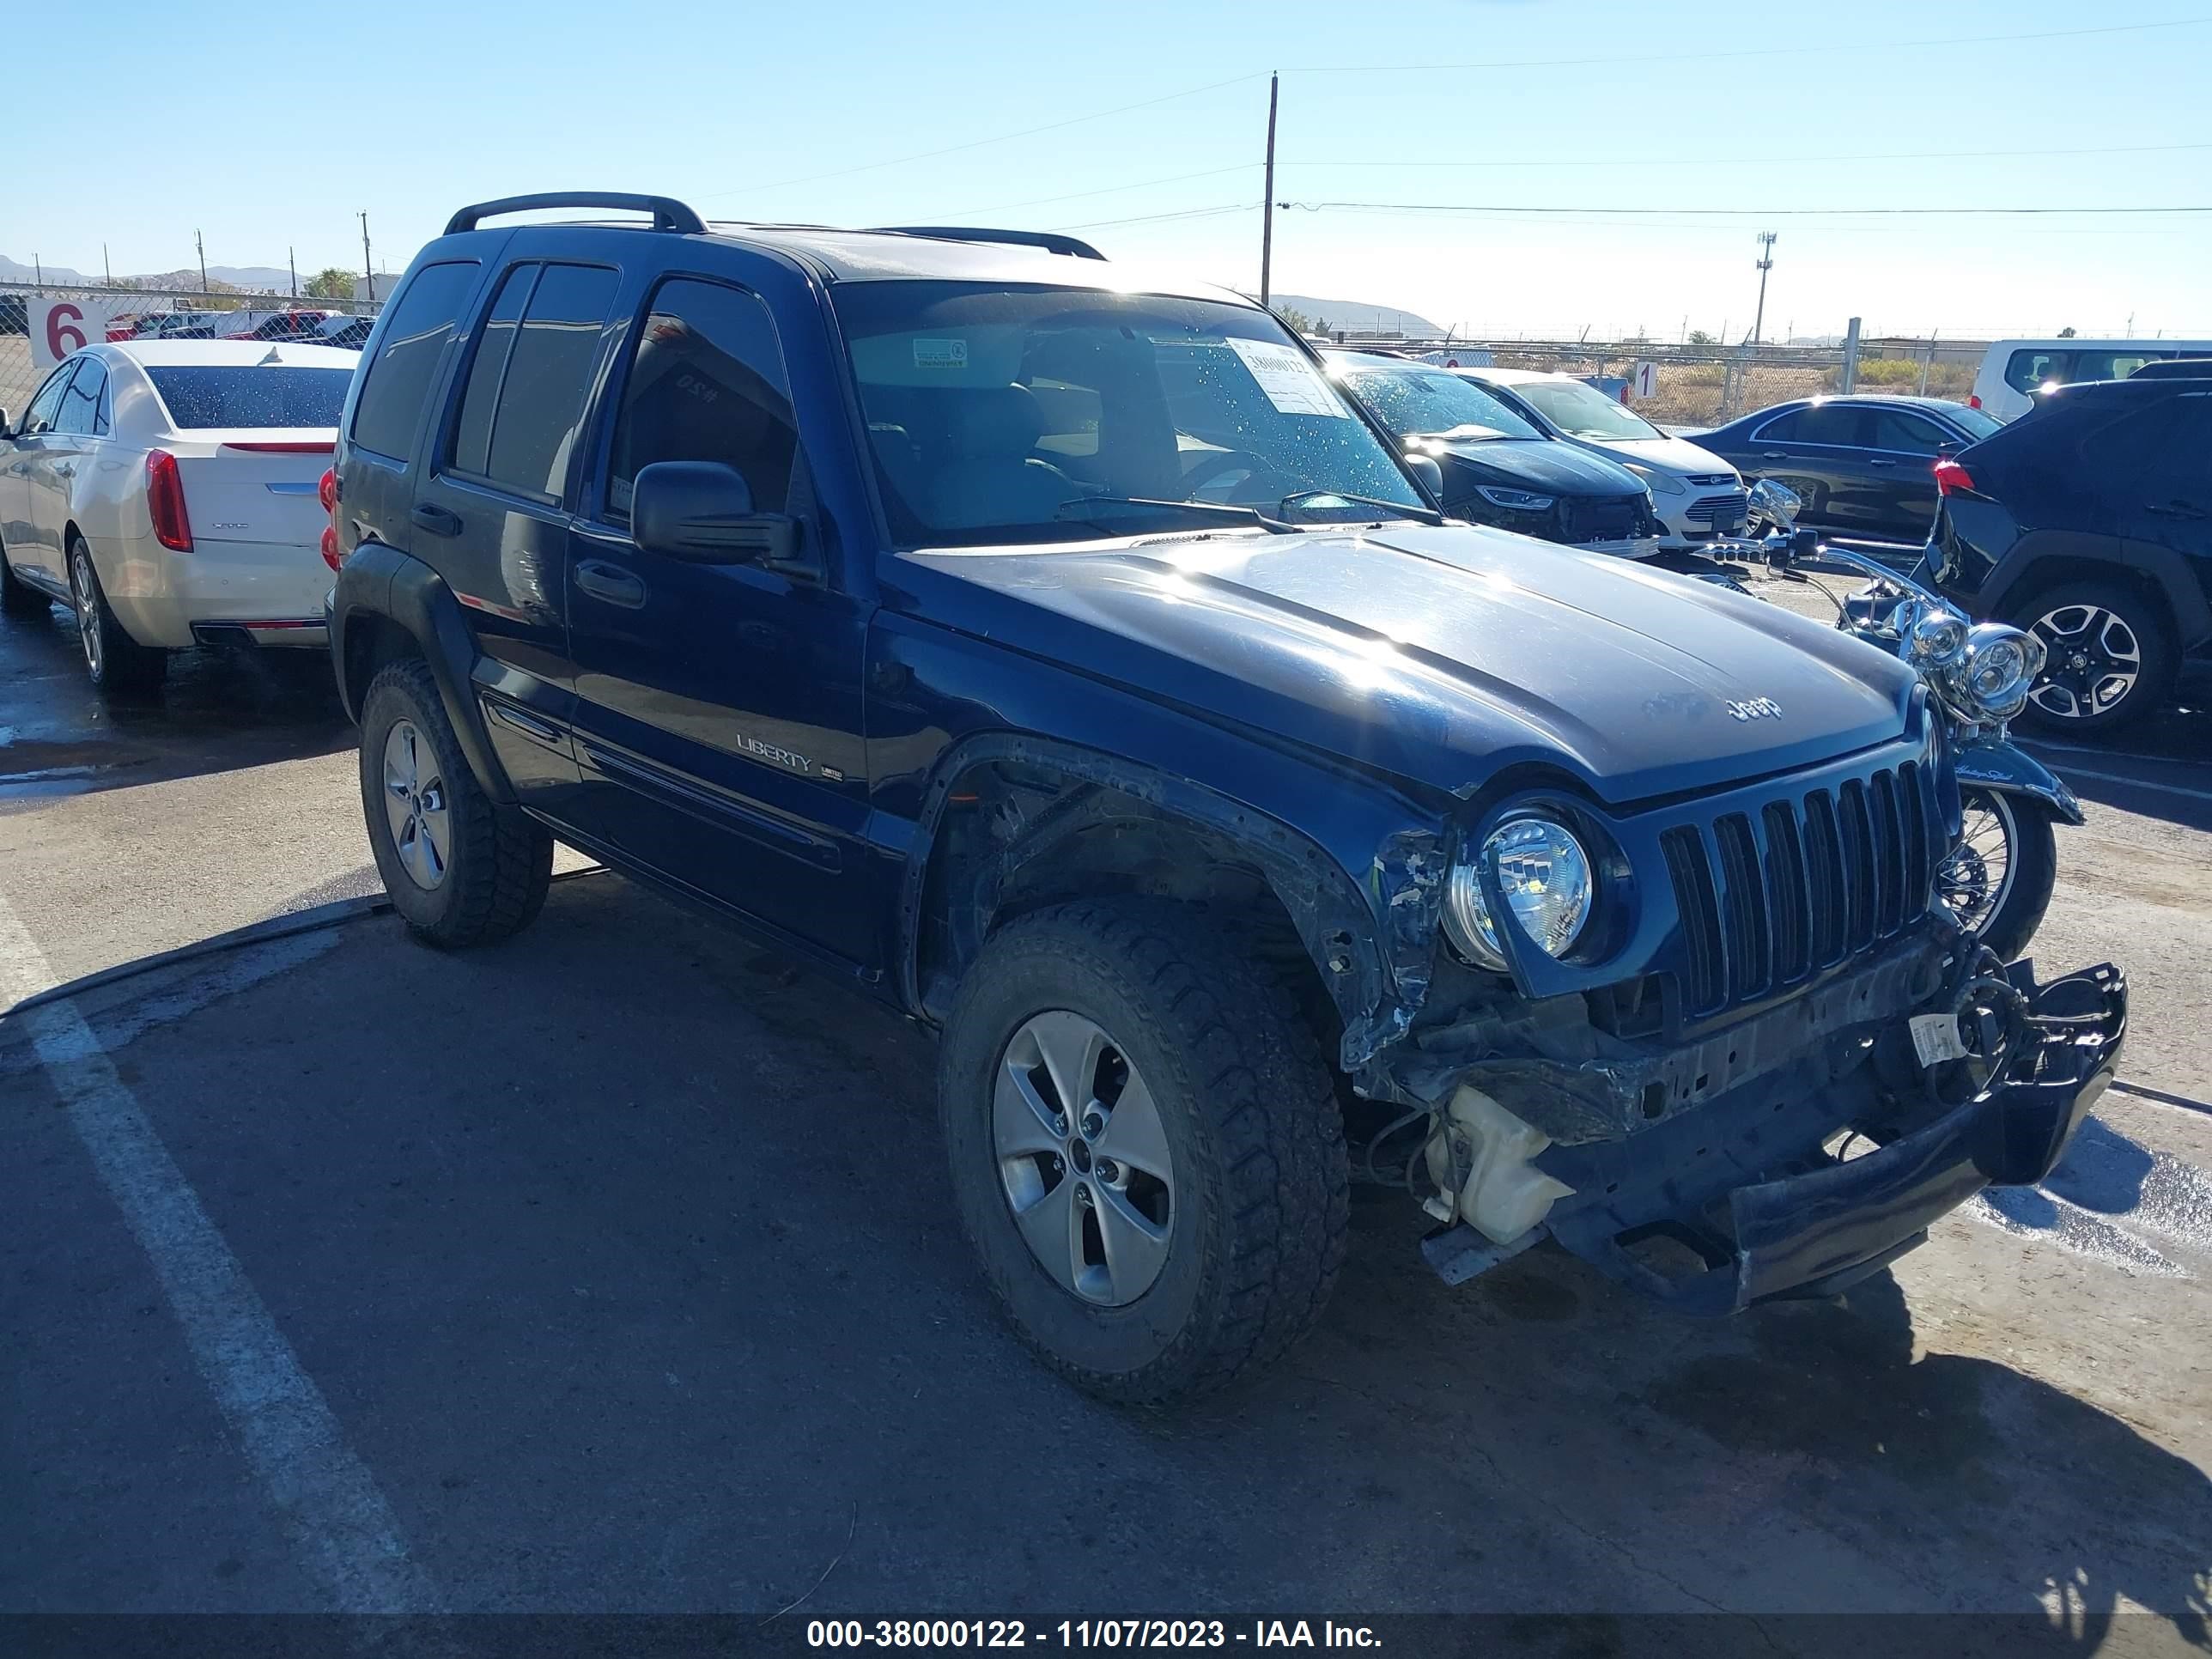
left=869, top=226, right=1107, bottom=260
left=444, top=193, right=707, bottom=236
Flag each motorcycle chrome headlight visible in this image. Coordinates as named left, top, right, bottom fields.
left=1905, top=607, right=1970, bottom=670
left=1443, top=817, right=1595, bottom=969
left=1950, top=623, right=2046, bottom=722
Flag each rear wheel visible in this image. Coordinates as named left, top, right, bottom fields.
left=68, top=534, right=166, bottom=696
left=939, top=898, right=1348, bottom=1405
left=358, top=657, right=552, bottom=948
left=2013, top=580, right=2175, bottom=736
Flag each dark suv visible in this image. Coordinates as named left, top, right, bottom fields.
left=1924, top=374, right=2212, bottom=733
left=325, top=193, right=2124, bottom=1404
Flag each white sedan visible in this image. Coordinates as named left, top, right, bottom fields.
left=0, top=339, right=358, bottom=695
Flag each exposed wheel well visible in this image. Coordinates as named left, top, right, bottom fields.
left=914, top=757, right=1346, bottom=1074
left=342, top=611, right=428, bottom=719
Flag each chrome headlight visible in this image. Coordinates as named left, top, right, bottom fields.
left=1950, top=623, right=2047, bottom=722
left=1443, top=817, right=1595, bottom=969
left=1905, top=606, right=1970, bottom=671
left=1624, top=463, right=1686, bottom=496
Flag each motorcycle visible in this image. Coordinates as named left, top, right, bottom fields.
left=1722, top=481, right=2079, bottom=962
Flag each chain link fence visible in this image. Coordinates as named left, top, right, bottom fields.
left=0, top=281, right=384, bottom=421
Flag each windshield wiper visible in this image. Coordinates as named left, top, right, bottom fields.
left=1277, top=489, right=1443, bottom=526
left=1056, top=496, right=1298, bottom=534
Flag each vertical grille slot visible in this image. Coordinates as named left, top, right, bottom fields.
left=1712, top=813, right=1771, bottom=1000
left=1662, top=826, right=1726, bottom=1016
left=1896, top=760, right=1932, bottom=921
left=1762, top=799, right=1811, bottom=983
left=1869, top=769, right=1905, bottom=935
left=1802, top=789, right=1846, bottom=968
left=1836, top=779, right=1877, bottom=951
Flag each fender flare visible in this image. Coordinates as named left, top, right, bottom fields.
left=330, top=540, right=516, bottom=805
left=894, top=732, right=1411, bottom=1068
left=1983, top=529, right=2212, bottom=648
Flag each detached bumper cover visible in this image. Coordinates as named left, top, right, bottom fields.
left=1547, top=961, right=2126, bottom=1313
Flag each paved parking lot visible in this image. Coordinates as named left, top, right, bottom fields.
left=3, top=585, right=2209, bottom=1652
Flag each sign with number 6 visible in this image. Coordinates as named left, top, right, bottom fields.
left=29, top=298, right=137, bottom=372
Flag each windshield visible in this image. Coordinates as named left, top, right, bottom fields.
left=1509, top=378, right=1664, bottom=441
left=1331, top=362, right=1546, bottom=443
left=830, top=283, right=1427, bottom=548
left=145, top=364, right=352, bottom=428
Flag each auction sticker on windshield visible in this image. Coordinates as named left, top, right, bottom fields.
left=1226, top=337, right=1347, bottom=418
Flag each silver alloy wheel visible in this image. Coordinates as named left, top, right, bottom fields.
left=1937, top=789, right=2017, bottom=939
left=2028, top=602, right=2142, bottom=720
left=70, top=546, right=102, bottom=678
left=993, top=1010, right=1176, bottom=1308
left=380, top=719, right=452, bottom=891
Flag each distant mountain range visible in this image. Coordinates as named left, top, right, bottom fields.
left=1, top=254, right=306, bottom=292
left=1274, top=294, right=1445, bottom=337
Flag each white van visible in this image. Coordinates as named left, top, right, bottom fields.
left=1970, top=337, right=2212, bottom=421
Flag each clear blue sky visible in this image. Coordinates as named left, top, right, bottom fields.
left=16, top=0, right=2212, bottom=340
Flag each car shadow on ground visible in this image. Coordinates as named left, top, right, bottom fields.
left=0, top=602, right=353, bottom=800
left=11, top=875, right=2201, bottom=1638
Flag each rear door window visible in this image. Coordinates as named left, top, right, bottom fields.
left=1757, top=404, right=1863, bottom=446
left=2070, top=349, right=2165, bottom=383
left=1865, top=409, right=1948, bottom=454
left=19, top=362, right=76, bottom=434
left=446, top=263, right=618, bottom=501
left=349, top=259, right=481, bottom=459
left=54, top=358, right=107, bottom=435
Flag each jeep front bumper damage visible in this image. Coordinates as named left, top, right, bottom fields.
left=1428, top=960, right=2128, bottom=1314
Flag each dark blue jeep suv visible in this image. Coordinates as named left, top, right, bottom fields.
left=325, top=193, right=2124, bottom=1403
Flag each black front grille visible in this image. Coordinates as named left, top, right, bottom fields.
left=1685, top=490, right=1748, bottom=530
left=1662, top=759, right=1942, bottom=1018
left=1560, top=495, right=1644, bottom=544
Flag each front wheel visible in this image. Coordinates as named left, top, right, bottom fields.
left=939, top=899, right=1349, bottom=1405
left=1938, top=787, right=2057, bottom=963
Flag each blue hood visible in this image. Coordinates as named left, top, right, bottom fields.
left=1425, top=435, right=1650, bottom=498
left=895, top=523, right=1919, bottom=805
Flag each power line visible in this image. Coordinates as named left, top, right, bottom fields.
left=1286, top=15, right=2210, bottom=74
left=1276, top=138, right=2212, bottom=170
left=932, top=163, right=1257, bottom=219
left=1275, top=201, right=2212, bottom=218
left=702, top=72, right=1265, bottom=198
left=1047, top=203, right=1259, bottom=232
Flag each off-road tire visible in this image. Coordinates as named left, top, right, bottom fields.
left=359, top=657, right=552, bottom=948
left=0, top=537, right=50, bottom=616
left=939, top=898, right=1349, bottom=1406
left=2009, top=579, right=2177, bottom=737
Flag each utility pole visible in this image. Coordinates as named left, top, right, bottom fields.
left=1750, top=231, right=1777, bottom=347
left=289, top=247, right=298, bottom=298
left=196, top=228, right=208, bottom=295
left=104, top=244, right=112, bottom=287
left=360, top=211, right=374, bottom=300
left=33, top=255, right=41, bottom=292
left=1259, top=73, right=1279, bottom=310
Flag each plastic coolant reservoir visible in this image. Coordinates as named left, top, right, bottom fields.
left=1424, top=1085, right=1576, bottom=1244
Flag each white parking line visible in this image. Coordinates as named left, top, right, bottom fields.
left=2021, top=737, right=2206, bottom=766
left=2045, top=764, right=2212, bottom=806
left=0, top=896, right=440, bottom=1615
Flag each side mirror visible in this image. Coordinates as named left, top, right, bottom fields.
left=631, top=460, right=804, bottom=571
left=1403, top=452, right=1444, bottom=501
